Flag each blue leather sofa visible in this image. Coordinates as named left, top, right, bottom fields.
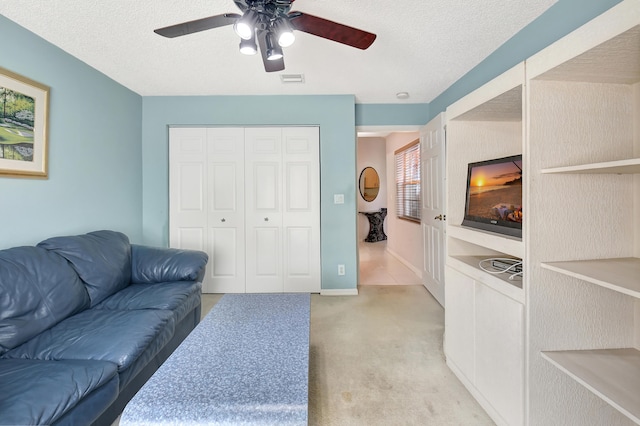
left=0, top=230, right=208, bottom=426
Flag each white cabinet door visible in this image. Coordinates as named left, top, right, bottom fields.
left=475, top=283, right=524, bottom=426
left=445, top=264, right=524, bottom=426
left=444, top=265, right=475, bottom=382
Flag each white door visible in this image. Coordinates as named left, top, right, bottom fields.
left=281, top=127, right=321, bottom=293
left=245, top=128, right=284, bottom=293
left=205, top=128, right=246, bottom=293
left=169, top=127, right=208, bottom=252
left=170, top=127, right=246, bottom=293
left=244, top=127, right=321, bottom=293
left=420, top=113, right=446, bottom=306
left=171, top=126, right=320, bottom=294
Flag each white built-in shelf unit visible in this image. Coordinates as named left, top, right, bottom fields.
left=526, top=0, right=640, bottom=423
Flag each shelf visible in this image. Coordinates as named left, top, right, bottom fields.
left=527, top=4, right=640, bottom=84
left=447, top=224, right=523, bottom=259
left=541, top=258, right=640, bottom=299
left=448, top=255, right=524, bottom=304
left=449, top=86, right=522, bottom=122
left=541, top=348, right=640, bottom=424
left=541, top=158, right=640, bottom=174
left=447, top=62, right=524, bottom=122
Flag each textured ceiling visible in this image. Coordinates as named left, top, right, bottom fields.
left=0, top=0, right=557, bottom=103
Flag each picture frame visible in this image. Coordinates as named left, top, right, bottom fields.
left=0, top=67, right=49, bottom=178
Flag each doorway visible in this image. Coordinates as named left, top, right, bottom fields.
left=356, top=128, right=423, bottom=286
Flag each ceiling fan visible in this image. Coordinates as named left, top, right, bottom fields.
left=154, top=0, right=377, bottom=72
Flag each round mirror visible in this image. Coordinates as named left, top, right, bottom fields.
left=359, top=167, right=380, bottom=202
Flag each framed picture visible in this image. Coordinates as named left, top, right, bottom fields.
left=0, top=67, right=49, bottom=178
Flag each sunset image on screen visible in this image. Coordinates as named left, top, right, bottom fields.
left=467, top=159, right=522, bottom=223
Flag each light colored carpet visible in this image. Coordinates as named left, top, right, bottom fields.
left=202, top=286, right=494, bottom=425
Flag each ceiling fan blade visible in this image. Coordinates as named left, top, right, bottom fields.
left=154, top=13, right=241, bottom=38
left=257, top=31, right=285, bottom=73
left=289, top=12, right=376, bottom=50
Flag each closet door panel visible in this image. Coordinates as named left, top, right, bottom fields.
left=171, top=126, right=320, bottom=293
left=170, top=127, right=208, bottom=252
left=205, top=128, right=246, bottom=293
left=287, top=163, right=311, bottom=210
left=286, top=227, right=312, bottom=274
left=282, top=127, right=321, bottom=292
left=209, top=227, right=237, bottom=275
left=174, top=228, right=205, bottom=252
left=245, top=128, right=284, bottom=292
left=253, top=163, right=280, bottom=210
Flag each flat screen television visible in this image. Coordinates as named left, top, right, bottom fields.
left=462, top=154, right=522, bottom=238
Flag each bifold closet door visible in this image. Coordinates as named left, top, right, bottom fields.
left=169, top=127, right=246, bottom=293
left=245, top=127, right=320, bottom=293
left=170, top=126, right=320, bottom=294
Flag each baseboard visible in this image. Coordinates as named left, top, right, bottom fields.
left=320, top=288, right=359, bottom=296
left=386, top=247, right=423, bottom=278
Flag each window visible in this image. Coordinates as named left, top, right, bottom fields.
left=395, top=139, right=420, bottom=222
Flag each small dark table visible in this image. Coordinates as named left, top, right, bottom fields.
left=360, top=208, right=387, bottom=242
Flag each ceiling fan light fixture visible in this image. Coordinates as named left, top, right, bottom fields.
left=234, top=10, right=259, bottom=40
left=265, top=31, right=284, bottom=61
left=274, top=19, right=295, bottom=48
left=239, top=36, right=258, bottom=55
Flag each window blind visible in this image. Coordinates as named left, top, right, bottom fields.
left=395, top=140, right=421, bottom=222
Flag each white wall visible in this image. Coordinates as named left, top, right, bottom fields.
left=385, top=132, right=423, bottom=273
left=357, top=137, right=387, bottom=241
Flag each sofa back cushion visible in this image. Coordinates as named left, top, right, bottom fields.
left=37, top=230, right=132, bottom=307
left=0, top=246, right=90, bottom=355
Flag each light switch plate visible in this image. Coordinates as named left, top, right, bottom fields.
left=334, top=194, right=345, bottom=204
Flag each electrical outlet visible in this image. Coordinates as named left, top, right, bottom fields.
left=337, top=264, right=345, bottom=276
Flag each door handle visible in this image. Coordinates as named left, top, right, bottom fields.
left=434, top=214, right=446, bottom=221
left=221, top=218, right=226, bottom=222
left=264, top=217, right=269, bottom=222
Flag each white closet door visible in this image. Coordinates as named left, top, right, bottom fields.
left=282, top=127, right=320, bottom=293
left=171, top=126, right=320, bottom=294
left=205, top=128, right=245, bottom=293
left=245, top=128, right=284, bottom=293
left=170, top=127, right=246, bottom=293
left=169, top=128, right=208, bottom=252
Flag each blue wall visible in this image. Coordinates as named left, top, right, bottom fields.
left=355, top=103, right=429, bottom=126
left=142, top=95, right=359, bottom=290
left=0, top=16, right=143, bottom=249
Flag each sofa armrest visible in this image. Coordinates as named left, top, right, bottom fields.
left=131, top=245, right=208, bottom=284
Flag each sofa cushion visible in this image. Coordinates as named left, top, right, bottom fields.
left=131, top=244, right=209, bottom=284
left=0, top=359, right=118, bottom=426
left=94, top=281, right=202, bottom=323
left=3, top=308, right=176, bottom=388
left=37, top=230, right=132, bottom=307
left=0, top=246, right=90, bottom=355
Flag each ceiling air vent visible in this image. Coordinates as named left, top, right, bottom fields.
left=280, top=74, right=305, bottom=83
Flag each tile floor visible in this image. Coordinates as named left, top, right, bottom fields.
left=358, top=241, right=422, bottom=285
